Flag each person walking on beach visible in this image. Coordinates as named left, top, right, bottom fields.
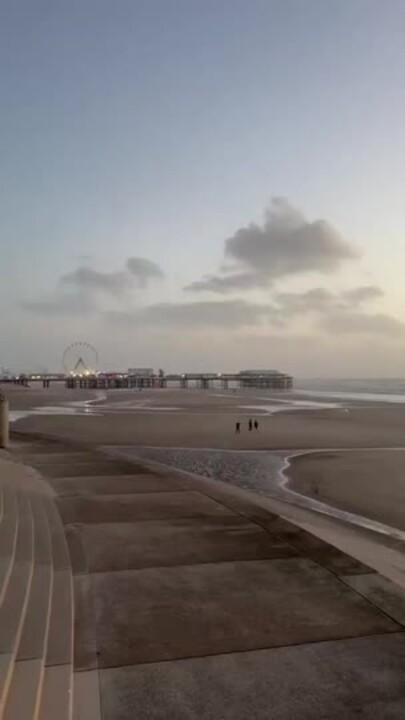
left=235, top=421, right=241, bottom=433
left=254, top=419, right=259, bottom=431
left=248, top=419, right=253, bottom=431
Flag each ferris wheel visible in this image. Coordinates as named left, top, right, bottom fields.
left=62, top=342, right=99, bottom=376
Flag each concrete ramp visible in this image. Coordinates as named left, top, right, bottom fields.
left=3, top=437, right=405, bottom=720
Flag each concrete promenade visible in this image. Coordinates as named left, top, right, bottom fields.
left=2, top=436, right=405, bottom=719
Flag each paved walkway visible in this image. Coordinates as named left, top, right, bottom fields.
left=5, top=437, right=405, bottom=719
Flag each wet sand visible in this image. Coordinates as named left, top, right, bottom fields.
left=0, top=383, right=96, bottom=410
left=9, top=399, right=405, bottom=450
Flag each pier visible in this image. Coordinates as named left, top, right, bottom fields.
left=2, top=369, right=293, bottom=391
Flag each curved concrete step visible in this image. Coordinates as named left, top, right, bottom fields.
left=3, top=497, right=54, bottom=720
left=0, top=485, right=5, bottom=524
left=38, top=500, right=74, bottom=720
left=0, top=486, right=19, bottom=606
left=0, top=494, right=34, bottom=714
left=45, top=501, right=71, bottom=572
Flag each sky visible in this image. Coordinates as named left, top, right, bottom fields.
left=1, top=0, right=405, bottom=377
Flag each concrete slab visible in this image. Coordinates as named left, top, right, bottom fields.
left=74, top=575, right=98, bottom=671
left=343, top=573, right=405, bottom=626
left=18, top=565, right=52, bottom=660
left=14, top=494, right=34, bottom=564
left=30, top=498, right=52, bottom=565
left=73, top=670, right=102, bottom=720
left=39, top=664, right=73, bottom=720
left=0, top=497, right=34, bottom=654
left=0, top=488, right=18, bottom=600
left=0, top=487, right=17, bottom=561
left=20, top=452, right=101, bottom=465
left=0, top=653, right=12, bottom=712
left=46, top=570, right=73, bottom=666
left=99, top=632, right=405, bottom=720
left=93, top=558, right=399, bottom=668
left=49, top=473, right=185, bottom=497
left=40, top=461, right=148, bottom=478
left=307, top=546, right=373, bottom=576
left=174, top=475, right=280, bottom=526
left=263, top=518, right=374, bottom=575
left=57, top=491, right=234, bottom=525
left=0, top=563, right=33, bottom=655
left=45, top=500, right=71, bottom=570
left=65, top=525, right=88, bottom=575
left=79, top=517, right=297, bottom=573
left=12, top=442, right=73, bottom=455
left=3, top=658, right=42, bottom=720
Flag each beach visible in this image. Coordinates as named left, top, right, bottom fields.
left=3, top=381, right=405, bottom=533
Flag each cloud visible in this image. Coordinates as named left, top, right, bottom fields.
left=108, top=299, right=281, bottom=329
left=23, top=256, right=165, bottom=315
left=274, top=288, right=336, bottom=315
left=185, top=272, right=269, bottom=294
left=127, top=257, right=164, bottom=286
left=61, top=258, right=164, bottom=296
left=342, top=285, right=384, bottom=304
left=272, top=285, right=403, bottom=337
left=321, top=312, right=405, bottom=337
left=186, top=197, right=358, bottom=293
left=274, top=285, right=383, bottom=316
left=21, top=291, right=96, bottom=316
left=61, top=267, right=131, bottom=296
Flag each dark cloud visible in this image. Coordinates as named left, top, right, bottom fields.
left=186, top=198, right=358, bottom=293
left=127, top=257, right=164, bottom=286
left=226, top=197, right=357, bottom=273
left=108, top=299, right=281, bottom=329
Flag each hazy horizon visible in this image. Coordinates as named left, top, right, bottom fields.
left=1, top=1, right=405, bottom=377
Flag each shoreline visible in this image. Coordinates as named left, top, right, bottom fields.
left=104, top=444, right=405, bottom=543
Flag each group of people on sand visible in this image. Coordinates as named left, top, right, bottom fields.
left=235, top=418, right=259, bottom=433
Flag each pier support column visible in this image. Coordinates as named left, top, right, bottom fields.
left=0, top=395, right=9, bottom=449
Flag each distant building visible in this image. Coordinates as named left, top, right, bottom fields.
left=238, top=369, right=293, bottom=389
left=128, top=368, right=154, bottom=377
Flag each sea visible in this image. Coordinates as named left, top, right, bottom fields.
left=293, top=377, right=405, bottom=404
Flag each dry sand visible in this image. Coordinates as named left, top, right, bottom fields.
left=287, top=450, right=405, bottom=532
